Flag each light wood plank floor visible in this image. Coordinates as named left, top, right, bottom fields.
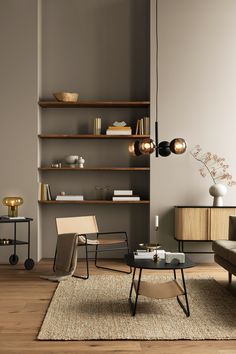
left=0, top=259, right=236, bottom=354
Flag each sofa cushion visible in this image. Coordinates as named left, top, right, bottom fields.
left=212, top=240, right=236, bottom=263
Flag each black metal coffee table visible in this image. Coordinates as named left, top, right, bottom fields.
left=125, top=253, right=194, bottom=317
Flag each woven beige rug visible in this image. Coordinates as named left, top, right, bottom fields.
left=38, top=275, right=236, bottom=340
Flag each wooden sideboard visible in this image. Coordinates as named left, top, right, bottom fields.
left=175, top=206, right=236, bottom=253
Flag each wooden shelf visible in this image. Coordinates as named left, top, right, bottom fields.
left=38, top=134, right=150, bottom=139
left=38, top=100, right=150, bottom=108
left=38, top=167, right=150, bottom=171
left=38, top=200, right=150, bottom=204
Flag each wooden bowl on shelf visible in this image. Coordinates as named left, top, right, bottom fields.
left=53, top=92, right=79, bottom=102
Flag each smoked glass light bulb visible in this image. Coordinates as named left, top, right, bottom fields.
left=139, top=138, right=156, bottom=155
left=170, top=138, right=187, bottom=154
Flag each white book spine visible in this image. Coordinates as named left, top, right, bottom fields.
left=112, top=196, right=140, bottom=201
left=56, top=195, right=84, bottom=201
left=114, top=190, right=133, bottom=196
left=106, top=130, right=131, bottom=135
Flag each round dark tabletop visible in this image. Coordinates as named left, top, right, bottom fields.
left=125, top=253, right=195, bottom=270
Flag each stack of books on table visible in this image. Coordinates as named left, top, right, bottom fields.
left=55, top=195, right=84, bottom=201
left=112, top=190, right=140, bottom=201
left=134, top=249, right=166, bottom=259
left=106, top=126, right=132, bottom=135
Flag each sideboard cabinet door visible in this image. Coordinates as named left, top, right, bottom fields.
left=175, top=207, right=209, bottom=240
left=210, top=208, right=236, bottom=240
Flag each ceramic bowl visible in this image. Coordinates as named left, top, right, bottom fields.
left=64, top=155, right=79, bottom=165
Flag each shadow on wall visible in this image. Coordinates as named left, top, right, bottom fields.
left=158, top=208, right=177, bottom=252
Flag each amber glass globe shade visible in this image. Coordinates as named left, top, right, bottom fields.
left=170, top=138, right=187, bottom=154
left=139, top=138, right=156, bottom=155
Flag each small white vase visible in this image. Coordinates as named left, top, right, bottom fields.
left=209, top=183, right=227, bottom=206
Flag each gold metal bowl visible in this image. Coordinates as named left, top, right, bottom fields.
left=53, top=92, right=79, bottom=102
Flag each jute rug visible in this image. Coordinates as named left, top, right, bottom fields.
left=38, top=275, right=236, bottom=340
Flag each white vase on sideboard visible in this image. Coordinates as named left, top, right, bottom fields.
left=209, top=183, right=227, bottom=206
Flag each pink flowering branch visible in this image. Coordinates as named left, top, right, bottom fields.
left=190, top=145, right=236, bottom=187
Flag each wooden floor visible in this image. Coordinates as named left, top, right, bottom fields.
left=0, top=259, right=236, bottom=354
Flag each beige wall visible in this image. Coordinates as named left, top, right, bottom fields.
left=150, top=0, right=236, bottom=261
left=0, top=0, right=38, bottom=262
left=1, top=0, right=236, bottom=263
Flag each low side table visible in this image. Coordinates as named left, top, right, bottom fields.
left=125, top=253, right=194, bottom=317
left=0, top=217, right=34, bottom=270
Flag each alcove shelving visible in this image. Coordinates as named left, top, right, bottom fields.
left=38, top=99, right=151, bottom=254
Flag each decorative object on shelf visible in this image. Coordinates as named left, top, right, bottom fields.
left=53, top=92, right=79, bottom=102
left=93, top=117, right=101, bottom=135
left=64, top=155, right=79, bottom=167
left=95, top=185, right=111, bottom=200
left=128, top=2, right=186, bottom=158
left=190, top=145, right=236, bottom=206
left=2, top=197, right=23, bottom=217
left=51, top=163, right=62, bottom=168
left=106, top=121, right=132, bottom=136
left=78, top=156, right=85, bottom=168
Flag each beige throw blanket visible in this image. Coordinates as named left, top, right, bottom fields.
left=41, top=233, right=78, bottom=282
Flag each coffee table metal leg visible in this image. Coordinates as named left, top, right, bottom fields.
left=175, top=268, right=190, bottom=317
left=129, top=267, right=142, bottom=316
left=129, top=267, right=136, bottom=298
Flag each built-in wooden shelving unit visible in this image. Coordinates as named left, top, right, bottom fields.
left=38, top=167, right=150, bottom=171
left=38, top=134, right=149, bottom=139
left=38, top=100, right=150, bottom=108
left=39, top=200, right=150, bottom=204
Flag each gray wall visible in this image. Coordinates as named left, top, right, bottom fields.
left=150, top=0, right=236, bottom=262
left=0, top=0, right=38, bottom=263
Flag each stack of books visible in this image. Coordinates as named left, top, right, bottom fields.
left=39, top=183, right=52, bottom=201
left=106, top=126, right=132, bottom=135
left=135, top=117, right=150, bottom=135
left=55, top=195, right=84, bottom=201
left=134, top=249, right=165, bottom=259
left=112, top=190, right=140, bottom=201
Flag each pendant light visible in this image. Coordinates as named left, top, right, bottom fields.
left=129, top=0, right=187, bottom=157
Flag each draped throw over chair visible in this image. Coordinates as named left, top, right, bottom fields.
left=55, top=215, right=131, bottom=279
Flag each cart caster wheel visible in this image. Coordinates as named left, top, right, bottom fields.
left=24, top=258, right=34, bottom=270
left=9, top=254, right=19, bottom=265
